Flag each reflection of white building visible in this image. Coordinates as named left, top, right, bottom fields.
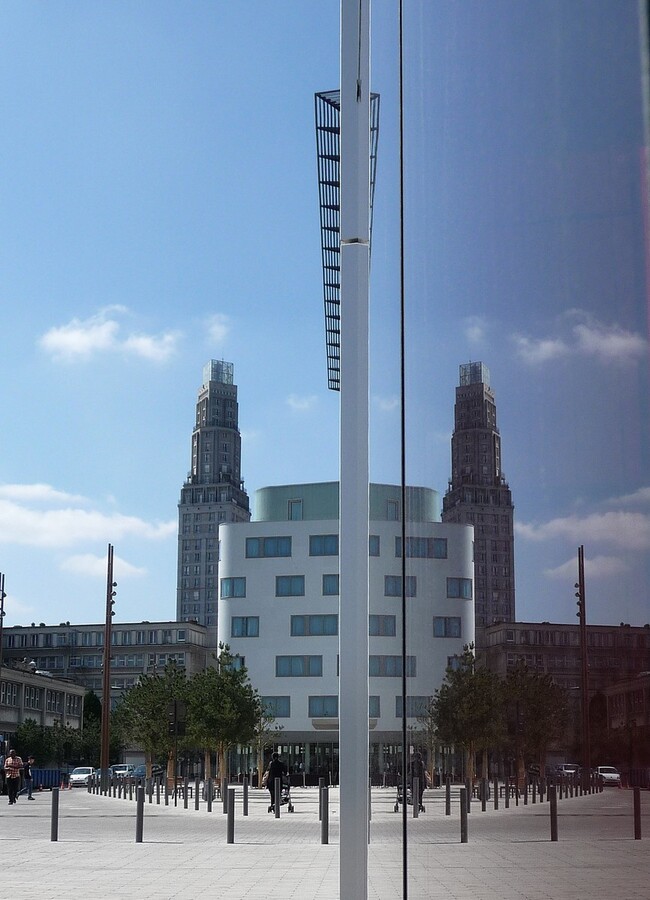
left=218, top=482, right=474, bottom=777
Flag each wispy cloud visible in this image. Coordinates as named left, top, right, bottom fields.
left=206, top=313, right=231, bottom=345
left=512, top=335, right=569, bottom=364
left=373, top=395, right=399, bottom=413
left=513, top=311, right=647, bottom=367
left=38, top=308, right=180, bottom=363
left=609, top=486, right=650, bottom=508
left=544, top=554, right=628, bottom=580
left=286, top=394, right=318, bottom=412
left=0, top=485, right=176, bottom=549
left=0, top=483, right=87, bottom=505
left=516, top=510, right=650, bottom=551
left=464, top=316, right=488, bottom=345
left=60, top=553, right=147, bottom=579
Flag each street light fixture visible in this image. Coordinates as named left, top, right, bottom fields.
left=100, top=544, right=116, bottom=793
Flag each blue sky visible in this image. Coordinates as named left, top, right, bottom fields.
left=0, top=2, right=648, bottom=631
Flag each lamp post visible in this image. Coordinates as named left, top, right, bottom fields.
left=0, top=573, right=6, bottom=749
left=100, top=544, right=116, bottom=792
left=575, top=545, right=590, bottom=784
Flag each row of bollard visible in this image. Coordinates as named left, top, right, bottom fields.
left=50, top=773, right=641, bottom=848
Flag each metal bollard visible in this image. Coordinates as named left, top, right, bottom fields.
left=51, top=787, right=60, bottom=842
left=222, top=777, right=228, bottom=814
left=523, top=777, right=528, bottom=805
left=164, top=778, right=169, bottom=806
left=465, top=778, right=471, bottom=813
left=274, top=777, right=281, bottom=818
left=207, top=777, right=213, bottom=813
left=318, top=776, right=325, bottom=821
left=243, top=777, right=249, bottom=817
left=532, top=779, right=537, bottom=804
left=227, top=788, right=235, bottom=844
left=460, top=787, right=468, bottom=843
left=505, top=777, right=510, bottom=809
left=445, top=777, right=451, bottom=816
left=156, top=779, right=160, bottom=805
left=413, top=778, right=419, bottom=818
left=549, top=785, right=558, bottom=842
left=184, top=776, right=189, bottom=810
left=135, top=786, right=144, bottom=843
left=195, top=777, right=200, bottom=811
left=493, top=777, right=498, bottom=810
left=148, top=777, right=153, bottom=804
left=321, top=785, right=329, bottom=844
left=634, top=786, right=641, bottom=840
left=481, top=778, right=487, bottom=812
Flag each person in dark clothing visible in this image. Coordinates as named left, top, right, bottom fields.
left=266, top=752, right=287, bottom=812
left=22, top=755, right=35, bottom=799
left=410, top=751, right=426, bottom=811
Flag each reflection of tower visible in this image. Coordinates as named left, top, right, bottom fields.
left=176, top=360, right=250, bottom=629
left=442, top=362, right=515, bottom=651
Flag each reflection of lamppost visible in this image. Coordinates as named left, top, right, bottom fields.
left=100, top=544, right=116, bottom=792
left=575, top=545, right=591, bottom=783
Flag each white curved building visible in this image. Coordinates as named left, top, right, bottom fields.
left=217, top=482, right=474, bottom=779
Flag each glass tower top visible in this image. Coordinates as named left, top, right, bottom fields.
left=203, top=359, right=234, bottom=386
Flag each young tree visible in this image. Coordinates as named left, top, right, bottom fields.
left=13, top=718, right=51, bottom=765
left=505, top=660, right=568, bottom=783
left=113, top=661, right=188, bottom=780
left=252, top=705, right=284, bottom=787
left=432, top=645, right=504, bottom=782
left=415, top=697, right=437, bottom=783
left=186, top=644, right=261, bottom=781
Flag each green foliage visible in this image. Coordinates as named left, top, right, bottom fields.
left=13, top=718, right=51, bottom=764
left=186, top=644, right=261, bottom=777
left=504, top=660, right=568, bottom=767
left=113, top=661, right=189, bottom=763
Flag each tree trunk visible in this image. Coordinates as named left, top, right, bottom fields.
left=204, top=749, right=212, bottom=780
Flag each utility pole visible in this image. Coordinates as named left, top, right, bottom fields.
left=575, top=545, right=590, bottom=781
left=0, top=573, right=6, bottom=753
left=100, top=544, right=116, bottom=792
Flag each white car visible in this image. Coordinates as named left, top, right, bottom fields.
left=69, top=766, right=95, bottom=787
left=596, top=765, right=621, bottom=786
left=110, top=764, right=135, bottom=778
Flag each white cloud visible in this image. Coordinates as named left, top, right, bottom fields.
left=516, top=510, right=650, bottom=551
left=38, top=308, right=180, bottom=363
left=0, top=498, right=176, bottom=548
left=373, top=395, right=399, bottom=412
left=544, top=554, right=628, bottom=580
left=60, top=553, right=147, bottom=578
left=286, top=394, right=318, bottom=412
left=608, top=486, right=650, bottom=508
left=513, top=312, right=647, bottom=367
left=122, top=332, right=179, bottom=362
left=0, top=483, right=87, bottom=505
left=464, top=316, right=487, bottom=345
left=574, top=321, right=647, bottom=364
left=206, top=313, right=231, bottom=344
left=512, top=334, right=569, bottom=364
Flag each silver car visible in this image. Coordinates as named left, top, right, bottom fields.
left=596, top=765, right=621, bottom=786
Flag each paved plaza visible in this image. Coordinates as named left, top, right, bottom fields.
left=0, top=783, right=648, bottom=899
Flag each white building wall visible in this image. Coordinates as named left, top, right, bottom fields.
left=218, top=510, right=474, bottom=744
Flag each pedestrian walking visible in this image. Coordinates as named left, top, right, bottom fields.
left=4, top=749, right=24, bottom=805
left=21, top=755, right=35, bottom=799
left=266, top=752, right=287, bottom=813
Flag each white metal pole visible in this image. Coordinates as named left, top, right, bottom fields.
left=339, top=1, right=370, bottom=898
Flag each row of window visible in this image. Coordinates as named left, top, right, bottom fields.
left=262, top=694, right=431, bottom=718
left=0, top=681, right=82, bottom=716
left=244, top=534, right=450, bottom=560
left=222, top=575, right=472, bottom=600
left=3, top=628, right=189, bottom=650
left=231, top=615, right=462, bottom=639
left=273, top=655, right=417, bottom=677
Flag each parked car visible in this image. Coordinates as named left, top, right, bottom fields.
left=555, top=763, right=579, bottom=776
left=132, top=764, right=164, bottom=782
left=110, top=764, right=135, bottom=778
left=596, top=765, right=621, bottom=786
left=69, top=766, right=95, bottom=787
